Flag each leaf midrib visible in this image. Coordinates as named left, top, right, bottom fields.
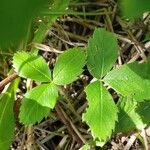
left=17, top=55, right=51, bottom=81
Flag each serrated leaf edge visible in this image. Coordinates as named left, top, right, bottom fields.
left=13, top=51, right=51, bottom=81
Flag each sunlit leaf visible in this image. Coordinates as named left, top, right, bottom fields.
left=19, top=83, right=58, bottom=125
left=83, top=81, right=118, bottom=141
left=13, top=51, right=51, bottom=82
left=24, top=83, right=58, bottom=108
left=19, top=98, right=50, bottom=125
left=87, top=28, right=118, bottom=79
left=53, top=48, right=86, bottom=85
left=104, top=61, right=150, bottom=101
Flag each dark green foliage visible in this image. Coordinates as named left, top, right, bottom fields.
left=0, top=0, right=49, bottom=50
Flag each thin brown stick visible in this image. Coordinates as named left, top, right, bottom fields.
left=55, top=103, right=82, bottom=145
left=0, top=72, right=18, bottom=90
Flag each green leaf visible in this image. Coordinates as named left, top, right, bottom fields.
left=83, top=81, right=118, bottom=141
left=103, top=61, right=150, bottom=101
left=87, top=28, right=118, bottom=79
left=19, top=83, right=58, bottom=125
left=24, top=83, right=58, bottom=108
left=136, top=100, right=150, bottom=125
left=115, top=97, right=144, bottom=134
left=0, top=79, right=19, bottom=150
left=19, top=98, right=50, bottom=125
left=13, top=51, right=51, bottom=82
left=0, top=0, right=49, bottom=50
left=119, top=0, right=150, bottom=19
left=53, top=48, right=86, bottom=85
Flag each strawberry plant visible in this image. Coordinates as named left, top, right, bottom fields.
left=1, top=0, right=150, bottom=149
left=82, top=28, right=150, bottom=147
left=13, top=48, right=86, bottom=124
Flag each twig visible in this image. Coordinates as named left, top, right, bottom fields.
left=58, top=87, right=81, bottom=120
left=124, top=134, right=137, bottom=150
left=33, top=43, right=63, bottom=53
left=69, top=120, right=86, bottom=144
left=20, top=127, right=27, bottom=150
left=55, top=103, right=82, bottom=145
left=26, top=125, right=34, bottom=150
left=141, top=129, right=148, bottom=150
left=0, top=72, right=18, bottom=90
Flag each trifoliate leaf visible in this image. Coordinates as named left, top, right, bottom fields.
left=119, top=0, right=150, bottom=19
left=19, top=83, right=58, bottom=125
left=24, top=83, right=58, bottom=108
left=87, top=28, right=118, bottom=79
left=83, top=81, right=118, bottom=141
left=53, top=48, right=86, bottom=85
left=136, top=100, right=150, bottom=125
left=115, top=97, right=144, bottom=134
left=103, top=61, right=150, bottom=101
left=13, top=51, right=51, bottom=82
left=0, top=79, right=19, bottom=150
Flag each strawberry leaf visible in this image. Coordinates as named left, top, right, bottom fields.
left=13, top=51, right=51, bottom=82
left=19, top=99, right=50, bottom=125
left=53, top=48, right=86, bottom=85
left=24, top=83, right=58, bottom=108
left=115, top=97, right=144, bottom=134
left=19, top=83, right=58, bottom=125
left=83, top=81, right=118, bottom=141
left=87, top=28, right=118, bottom=79
left=104, top=61, right=150, bottom=101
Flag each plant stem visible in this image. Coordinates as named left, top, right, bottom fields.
left=41, top=11, right=112, bottom=16
left=0, top=72, right=18, bottom=90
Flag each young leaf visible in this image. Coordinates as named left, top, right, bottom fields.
left=19, top=83, right=58, bottom=125
left=103, top=61, right=150, bottom=101
left=87, top=28, right=118, bottom=79
left=0, top=79, right=19, bottom=150
left=83, top=81, right=118, bottom=141
left=13, top=51, right=51, bottom=82
left=53, top=48, right=86, bottom=85
left=119, top=0, right=150, bottom=19
left=136, top=100, right=150, bottom=125
left=24, top=83, right=58, bottom=108
left=19, top=98, right=50, bottom=125
left=115, top=97, right=144, bottom=134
